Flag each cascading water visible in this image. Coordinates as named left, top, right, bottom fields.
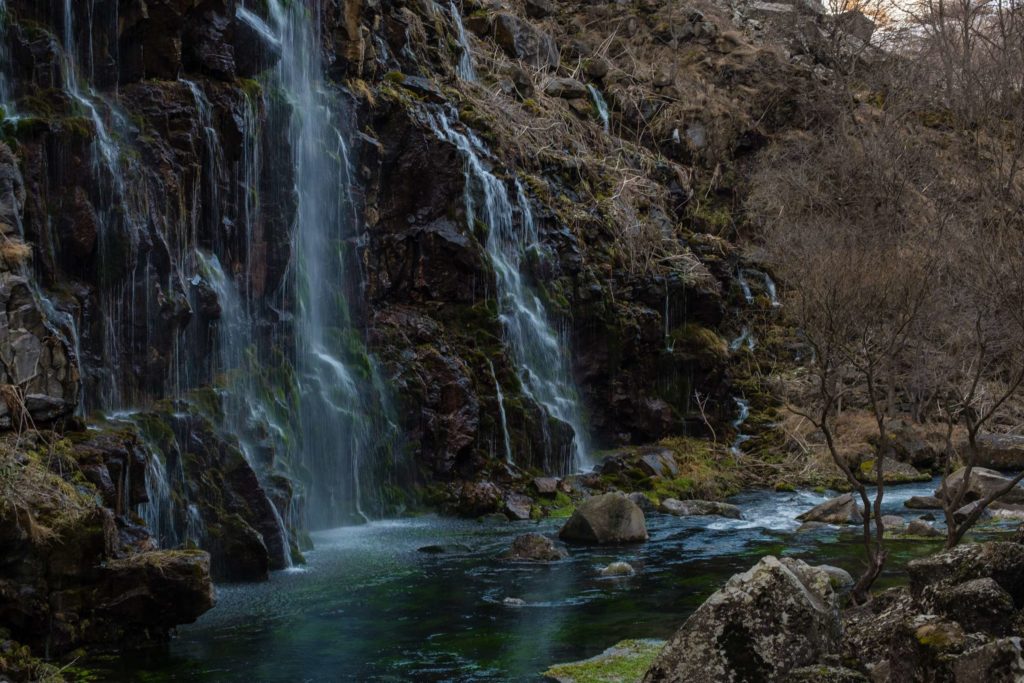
left=487, top=359, right=514, bottom=464
left=427, top=109, right=591, bottom=474
left=729, top=326, right=756, bottom=353
left=450, top=2, right=476, bottom=81
left=588, top=85, right=610, bottom=133
left=268, top=0, right=398, bottom=527
left=199, top=252, right=293, bottom=567
left=730, top=397, right=751, bottom=457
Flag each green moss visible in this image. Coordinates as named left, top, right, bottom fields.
left=384, top=71, right=406, bottom=84
left=671, top=323, right=728, bottom=360
left=543, top=639, right=664, bottom=683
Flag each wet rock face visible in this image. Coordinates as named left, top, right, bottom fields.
left=643, top=556, right=840, bottom=682
left=0, top=433, right=215, bottom=658
left=938, top=467, right=1024, bottom=505
left=0, top=274, right=79, bottom=427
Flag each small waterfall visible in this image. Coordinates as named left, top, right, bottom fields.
left=737, top=269, right=753, bottom=304
left=587, top=85, right=610, bottom=133
left=730, top=397, right=751, bottom=457
left=762, top=272, right=781, bottom=308
left=427, top=109, right=591, bottom=474
left=269, top=0, right=397, bottom=527
left=0, top=0, right=13, bottom=115
left=450, top=2, right=476, bottom=81
left=729, top=326, right=756, bottom=353
left=487, top=359, right=514, bottom=464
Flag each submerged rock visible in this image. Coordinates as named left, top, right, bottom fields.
left=503, top=597, right=526, bottom=607
left=559, top=492, right=648, bottom=544
left=643, top=556, right=840, bottom=682
left=503, top=533, right=569, bottom=562
left=600, top=561, right=636, bottom=577
left=796, top=493, right=862, bottom=525
left=659, top=498, right=742, bottom=519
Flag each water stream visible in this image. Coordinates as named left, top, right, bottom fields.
left=450, top=2, right=476, bottom=81
left=588, top=85, right=610, bottom=133
left=427, top=109, right=591, bottom=474
left=93, top=479, right=1006, bottom=682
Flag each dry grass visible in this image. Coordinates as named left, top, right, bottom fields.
left=0, top=436, right=92, bottom=545
left=0, top=238, right=31, bottom=268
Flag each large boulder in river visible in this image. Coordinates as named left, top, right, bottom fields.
left=503, top=533, right=569, bottom=562
left=643, top=556, right=841, bottom=682
left=937, top=467, right=1024, bottom=505
left=970, top=434, right=1024, bottom=470
left=660, top=498, right=742, bottom=519
left=559, top=492, right=648, bottom=544
left=796, top=493, right=862, bottom=525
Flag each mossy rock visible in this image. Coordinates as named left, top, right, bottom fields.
left=543, top=639, right=664, bottom=683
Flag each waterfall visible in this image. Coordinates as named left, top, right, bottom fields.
left=427, top=109, right=591, bottom=474
left=450, top=2, right=476, bottom=81
left=200, top=252, right=293, bottom=567
left=762, top=272, right=781, bottom=308
left=588, top=85, right=610, bottom=133
left=0, top=0, right=13, bottom=115
left=737, top=269, right=753, bottom=304
left=487, top=359, right=514, bottom=464
left=729, top=326, right=756, bottom=353
left=268, top=0, right=396, bottom=527
left=730, top=397, right=751, bottom=457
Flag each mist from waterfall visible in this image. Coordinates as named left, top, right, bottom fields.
left=427, top=109, right=591, bottom=474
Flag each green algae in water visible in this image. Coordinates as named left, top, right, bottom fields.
left=544, top=639, right=665, bottom=683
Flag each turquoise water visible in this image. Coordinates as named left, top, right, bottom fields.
left=95, top=481, right=1010, bottom=681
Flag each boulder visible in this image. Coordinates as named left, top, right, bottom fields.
left=905, top=495, right=943, bottom=510
left=881, top=515, right=907, bottom=532
left=504, top=533, right=569, bottom=562
left=660, top=498, right=742, bottom=519
left=524, top=0, right=553, bottom=18
left=953, top=500, right=993, bottom=524
left=504, top=493, right=533, bottom=520
left=927, top=577, right=1016, bottom=635
left=559, top=493, right=648, bottom=544
left=97, top=550, right=215, bottom=630
left=628, top=491, right=657, bottom=512
left=991, top=503, right=1024, bottom=521
left=533, top=477, right=559, bottom=495
left=971, top=434, right=1024, bottom=470
left=835, top=11, right=876, bottom=44
left=949, top=638, right=1024, bottom=681
left=816, top=564, right=855, bottom=592
left=796, top=493, right=862, bottom=525
left=492, top=13, right=559, bottom=69
left=907, top=518, right=943, bottom=538
left=642, top=557, right=841, bottom=682
left=937, top=467, right=1024, bottom=506
left=857, top=459, right=930, bottom=484
left=543, top=77, right=589, bottom=100
left=636, top=448, right=680, bottom=478
left=785, top=665, right=868, bottom=682
left=908, top=542, right=1024, bottom=607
